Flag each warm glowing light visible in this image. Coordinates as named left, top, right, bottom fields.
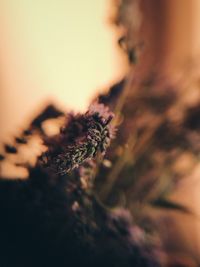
left=0, top=0, right=127, bottom=138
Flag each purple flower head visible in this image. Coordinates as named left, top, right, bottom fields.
left=40, top=103, right=116, bottom=176
left=87, top=102, right=114, bottom=124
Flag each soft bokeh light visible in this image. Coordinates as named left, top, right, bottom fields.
left=0, top=0, right=127, bottom=139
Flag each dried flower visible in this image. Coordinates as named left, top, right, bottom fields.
left=40, top=103, right=115, bottom=175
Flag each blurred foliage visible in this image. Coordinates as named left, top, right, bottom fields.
left=1, top=0, right=200, bottom=266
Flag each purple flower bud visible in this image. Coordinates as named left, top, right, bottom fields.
left=40, top=103, right=116, bottom=176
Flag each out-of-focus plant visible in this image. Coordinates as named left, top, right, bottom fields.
left=0, top=0, right=199, bottom=266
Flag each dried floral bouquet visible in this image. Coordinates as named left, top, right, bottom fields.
left=0, top=0, right=199, bottom=266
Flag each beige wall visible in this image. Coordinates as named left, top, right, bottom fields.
left=1, top=0, right=200, bottom=138
left=0, top=0, right=127, bottom=140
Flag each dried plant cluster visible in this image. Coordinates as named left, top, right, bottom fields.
left=0, top=103, right=162, bottom=267
left=0, top=0, right=199, bottom=266
left=39, top=103, right=115, bottom=176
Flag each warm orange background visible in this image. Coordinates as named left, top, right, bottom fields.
left=1, top=0, right=200, bottom=138
left=0, top=0, right=127, bottom=139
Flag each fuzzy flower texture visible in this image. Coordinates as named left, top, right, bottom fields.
left=40, top=103, right=115, bottom=175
